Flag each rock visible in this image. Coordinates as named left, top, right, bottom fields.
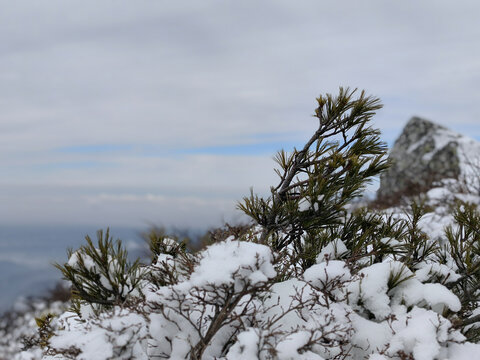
left=376, top=117, right=480, bottom=204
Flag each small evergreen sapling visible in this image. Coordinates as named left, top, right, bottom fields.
left=239, top=87, right=389, bottom=269
left=438, top=203, right=480, bottom=341
left=55, top=228, right=144, bottom=309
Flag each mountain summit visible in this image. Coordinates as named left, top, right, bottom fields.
left=377, top=117, right=480, bottom=203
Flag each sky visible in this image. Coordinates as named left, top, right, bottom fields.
left=1, top=1, right=479, bottom=230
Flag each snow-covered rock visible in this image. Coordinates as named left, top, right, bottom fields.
left=378, top=117, right=480, bottom=203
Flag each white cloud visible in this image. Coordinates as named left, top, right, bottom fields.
left=1, top=1, right=479, bottom=227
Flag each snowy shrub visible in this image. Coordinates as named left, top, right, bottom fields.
left=146, top=239, right=277, bottom=359
left=21, top=88, right=480, bottom=359
left=43, top=308, right=148, bottom=360
left=0, top=289, right=70, bottom=360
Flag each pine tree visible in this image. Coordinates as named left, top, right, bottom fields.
left=55, top=228, right=143, bottom=310
left=239, top=87, right=389, bottom=269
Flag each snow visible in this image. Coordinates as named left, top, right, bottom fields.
left=368, top=355, right=388, bottom=360
left=423, top=283, right=461, bottom=312
left=416, top=262, right=461, bottom=283
left=447, top=342, right=480, bottom=360
left=173, top=238, right=277, bottom=290
left=350, top=313, right=391, bottom=356
left=47, top=309, right=148, bottom=360
left=392, top=277, right=461, bottom=313
left=67, top=250, right=97, bottom=271
left=427, top=125, right=480, bottom=193
left=275, top=331, right=325, bottom=360
left=426, top=186, right=452, bottom=201
left=225, top=328, right=262, bottom=359
left=261, top=278, right=313, bottom=330
left=387, top=307, right=457, bottom=360
left=316, top=239, right=348, bottom=262
left=154, top=253, right=175, bottom=267
left=186, top=237, right=276, bottom=290
left=303, top=260, right=351, bottom=301
left=0, top=299, right=68, bottom=360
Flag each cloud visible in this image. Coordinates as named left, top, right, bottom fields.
left=1, top=1, right=479, bottom=227
left=0, top=184, right=246, bottom=229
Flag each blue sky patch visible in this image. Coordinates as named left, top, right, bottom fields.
left=177, top=141, right=305, bottom=156
left=54, top=140, right=308, bottom=158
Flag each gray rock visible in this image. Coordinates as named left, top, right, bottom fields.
left=377, top=117, right=465, bottom=203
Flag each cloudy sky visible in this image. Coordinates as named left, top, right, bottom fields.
left=1, top=1, right=479, bottom=230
